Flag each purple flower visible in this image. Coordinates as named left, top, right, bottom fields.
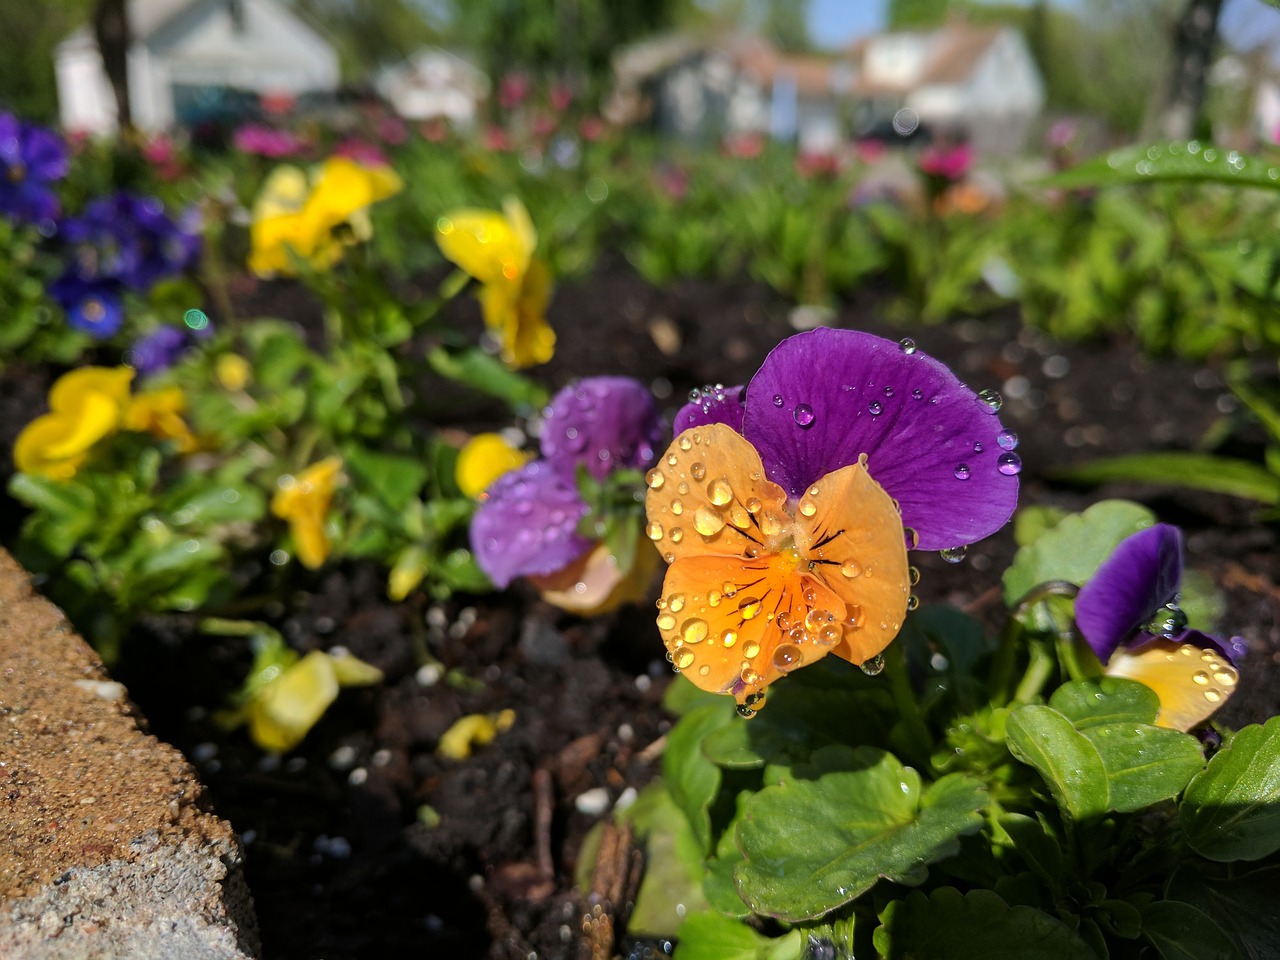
left=59, top=192, right=201, bottom=292
left=131, top=325, right=189, bottom=376
left=233, top=124, right=306, bottom=159
left=49, top=273, right=124, bottom=339
left=471, top=377, right=664, bottom=589
left=1075, top=524, right=1246, bottom=730
left=0, top=113, right=69, bottom=224
left=674, top=329, right=1019, bottom=551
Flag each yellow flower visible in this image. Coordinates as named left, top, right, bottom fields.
left=455, top=432, right=534, bottom=498
left=124, top=386, right=198, bottom=452
left=437, top=710, right=516, bottom=760
left=248, top=648, right=382, bottom=753
left=216, top=353, right=252, bottom=391
left=436, top=197, right=555, bottom=369
left=14, top=366, right=134, bottom=480
left=249, top=156, right=403, bottom=277
left=271, top=456, right=343, bottom=569
left=528, top=538, right=662, bottom=617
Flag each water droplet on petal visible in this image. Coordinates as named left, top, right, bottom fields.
left=868, top=401, right=883, bottom=416
left=911, top=388, right=924, bottom=400
left=840, top=560, right=861, bottom=578
left=909, top=566, right=920, bottom=586
left=681, top=618, right=709, bottom=644
left=694, top=505, right=726, bottom=536
left=745, top=497, right=762, bottom=513
left=899, top=338, right=917, bottom=355
left=678, top=435, right=692, bottom=451
left=860, top=654, right=885, bottom=676
left=940, top=545, right=968, bottom=563
left=773, top=394, right=784, bottom=407
left=669, top=594, right=686, bottom=613
left=737, top=596, right=762, bottom=620
left=973, top=441, right=983, bottom=454
left=977, top=388, right=1003, bottom=412
left=675, top=648, right=696, bottom=670
left=799, top=499, right=817, bottom=517
left=996, top=452, right=1022, bottom=476
left=793, top=403, right=815, bottom=427
left=997, top=429, right=1019, bottom=451
left=772, top=644, right=803, bottom=672
left=657, top=613, right=676, bottom=631
left=954, top=464, right=971, bottom=480
left=906, top=595, right=920, bottom=611
left=669, top=527, right=684, bottom=543
left=707, top=478, right=734, bottom=505
left=646, top=521, right=664, bottom=541
left=883, top=386, right=895, bottom=398
left=645, top=468, right=665, bottom=489
left=720, top=629, right=738, bottom=647
left=904, top=527, right=919, bottom=549
left=690, top=462, right=706, bottom=481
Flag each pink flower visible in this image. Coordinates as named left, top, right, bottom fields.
left=549, top=83, right=573, bottom=113
left=377, top=115, right=408, bottom=146
left=530, top=112, right=557, bottom=138
left=498, top=72, right=531, bottom=110
left=333, top=139, right=389, bottom=167
left=483, top=126, right=512, bottom=152
left=724, top=132, right=765, bottom=160
left=918, top=142, right=974, bottom=181
left=234, top=124, right=305, bottom=159
left=578, top=116, right=606, bottom=142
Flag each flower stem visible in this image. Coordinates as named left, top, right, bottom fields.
left=884, top=640, right=935, bottom=774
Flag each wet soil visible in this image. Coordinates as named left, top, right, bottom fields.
left=4, top=258, right=1280, bottom=959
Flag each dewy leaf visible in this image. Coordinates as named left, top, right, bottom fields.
left=1005, top=705, right=1109, bottom=821
left=1167, top=863, right=1280, bottom=959
left=1141, top=900, right=1238, bottom=960
left=672, top=913, right=803, bottom=960
left=624, top=783, right=711, bottom=938
left=1078, top=722, right=1204, bottom=813
left=1044, top=141, right=1280, bottom=192
left=663, top=701, right=736, bottom=855
left=734, top=748, right=986, bottom=922
left=874, top=888, right=1098, bottom=959
left=1003, top=500, right=1155, bottom=604
left=1052, top=453, right=1280, bottom=506
left=1050, top=678, right=1159, bottom=728
left=1180, top=715, right=1280, bottom=862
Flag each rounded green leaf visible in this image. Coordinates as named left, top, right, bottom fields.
left=1080, top=723, right=1204, bottom=813
left=1003, top=500, right=1154, bottom=604
left=1167, top=863, right=1280, bottom=958
left=735, top=749, right=985, bottom=921
left=1046, top=141, right=1280, bottom=193
left=874, top=888, right=1098, bottom=959
left=1180, top=716, right=1280, bottom=861
left=663, top=702, right=736, bottom=854
left=673, top=913, right=802, bottom=960
left=1006, top=705, right=1110, bottom=821
left=1050, top=678, right=1159, bottom=728
left=1142, top=900, right=1237, bottom=960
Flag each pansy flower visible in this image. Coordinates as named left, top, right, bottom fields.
left=470, top=377, right=665, bottom=614
left=456, top=432, right=534, bottom=499
left=232, top=123, right=307, bottom=159
left=13, top=366, right=134, bottom=480
left=130, top=317, right=213, bottom=378
left=271, top=457, right=344, bottom=570
left=1075, top=524, right=1245, bottom=731
left=435, top=197, right=555, bottom=369
left=249, top=156, right=403, bottom=277
left=0, top=113, right=69, bottom=224
left=646, top=329, right=1019, bottom=712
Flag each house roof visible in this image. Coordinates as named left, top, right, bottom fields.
left=846, top=23, right=1005, bottom=97
left=920, top=26, right=1002, bottom=84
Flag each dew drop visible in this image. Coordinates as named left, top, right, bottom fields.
left=707, top=478, right=734, bottom=505
left=997, top=429, right=1019, bottom=451
left=996, top=453, right=1022, bottom=476
left=681, top=618, right=709, bottom=644
left=860, top=654, right=886, bottom=676
left=840, top=560, right=861, bottom=578
left=736, top=704, right=758, bottom=719
left=743, top=641, right=761, bottom=658
left=954, top=464, right=971, bottom=480
left=804, top=608, right=834, bottom=633
left=669, top=594, right=686, bottom=613
left=772, top=644, right=803, bottom=672
left=904, top=527, right=920, bottom=549
left=799, top=499, right=817, bottom=517
left=698, top=664, right=711, bottom=677
left=671, top=499, right=684, bottom=516
left=720, top=629, right=738, bottom=647
left=678, top=435, right=692, bottom=451
left=899, top=338, right=917, bottom=355
left=745, top=497, right=762, bottom=513
left=909, top=566, right=921, bottom=586
left=657, top=614, right=676, bottom=631
left=973, top=441, right=984, bottom=454
left=740, top=666, right=761, bottom=685
left=694, top=505, right=726, bottom=536
left=738, top=596, right=763, bottom=620
left=690, top=462, right=707, bottom=481
left=677, top=481, right=690, bottom=495
left=645, top=468, right=665, bottom=489
left=675, top=648, right=696, bottom=670
left=772, top=394, right=784, bottom=407
left=868, top=401, right=883, bottom=416
left=883, top=386, right=895, bottom=398
left=906, top=595, right=920, bottom=611
left=911, top=388, right=923, bottom=400
left=793, top=403, right=815, bottom=427
left=940, top=545, right=967, bottom=564
left=816, top=623, right=841, bottom=645
left=1192, top=671, right=1209, bottom=685
left=977, top=388, right=1003, bottom=412
left=669, top=527, right=684, bottom=543
left=1214, top=670, right=1237, bottom=686
left=728, top=502, right=752, bottom=527
left=721, top=581, right=737, bottom=596
left=666, top=453, right=678, bottom=467
left=646, top=521, right=664, bottom=541
left=1204, top=688, right=1223, bottom=703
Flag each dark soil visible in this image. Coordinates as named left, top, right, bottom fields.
left=5, top=258, right=1280, bottom=959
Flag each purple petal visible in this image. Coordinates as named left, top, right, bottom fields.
left=469, top=460, right=592, bottom=588
left=741, top=328, right=1018, bottom=550
left=1180, top=629, right=1248, bottom=669
left=131, top=325, right=189, bottom=376
left=673, top=384, right=746, bottom=434
left=540, top=376, right=664, bottom=482
left=22, top=124, right=69, bottom=181
left=1076, top=524, right=1183, bottom=664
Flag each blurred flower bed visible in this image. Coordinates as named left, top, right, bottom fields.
left=4, top=94, right=1280, bottom=960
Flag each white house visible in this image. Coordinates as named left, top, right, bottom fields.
left=848, top=24, right=1045, bottom=154
left=55, top=0, right=339, bottom=134
left=375, top=48, right=489, bottom=128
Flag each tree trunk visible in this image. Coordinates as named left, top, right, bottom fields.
left=1146, top=0, right=1224, bottom=140
left=94, top=0, right=131, bottom=131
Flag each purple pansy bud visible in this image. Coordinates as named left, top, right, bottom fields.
left=739, top=328, right=1019, bottom=550
left=470, top=460, right=593, bottom=588
left=539, top=376, right=664, bottom=483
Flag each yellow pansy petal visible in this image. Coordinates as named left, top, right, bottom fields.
left=251, top=165, right=310, bottom=221
left=249, top=211, right=319, bottom=277
left=456, top=433, right=533, bottom=498
left=216, top=354, right=252, bottom=391
left=502, top=257, right=556, bottom=369
left=437, top=710, right=516, bottom=760
left=248, top=650, right=339, bottom=752
left=272, top=457, right=343, bottom=569
left=308, top=156, right=401, bottom=231
left=49, top=366, right=133, bottom=415
left=1105, top=639, right=1238, bottom=731
left=328, top=649, right=383, bottom=687
left=436, top=209, right=526, bottom=285
left=13, top=414, right=91, bottom=480
left=502, top=196, right=537, bottom=260
left=529, top=538, right=661, bottom=615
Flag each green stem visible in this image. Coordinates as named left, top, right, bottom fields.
left=1012, top=637, right=1057, bottom=705
left=884, top=640, right=935, bottom=774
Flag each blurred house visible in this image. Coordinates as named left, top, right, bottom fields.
left=55, top=0, right=339, bottom=134
left=606, top=34, right=852, bottom=154
left=376, top=49, right=489, bottom=128
left=848, top=25, right=1045, bottom=155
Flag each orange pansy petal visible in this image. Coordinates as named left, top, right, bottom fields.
left=1105, top=639, right=1238, bottom=731
left=793, top=456, right=911, bottom=666
left=645, top=424, right=790, bottom=564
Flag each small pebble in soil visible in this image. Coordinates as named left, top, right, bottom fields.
left=415, top=663, right=442, bottom=687
left=617, top=723, right=634, bottom=743
left=348, top=767, right=368, bottom=786
left=575, top=787, right=611, bottom=816
left=372, top=748, right=392, bottom=767
left=329, top=744, right=358, bottom=770
left=615, top=787, right=638, bottom=811
left=634, top=675, right=652, bottom=693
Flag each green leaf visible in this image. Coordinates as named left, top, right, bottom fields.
left=1167, top=863, right=1280, bottom=959
left=734, top=749, right=986, bottom=921
left=427, top=345, right=548, bottom=411
left=1006, top=705, right=1109, bottom=821
left=1180, top=716, right=1280, bottom=861
left=624, top=783, right=711, bottom=938
left=874, top=888, right=1098, bottom=959
left=1052, top=453, right=1279, bottom=506
left=703, top=792, right=751, bottom=919
left=1079, top=723, right=1204, bottom=813
left=672, top=913, right=802, bottom=960
left=1003, top=500, right=1155, bottom=604
left=1141, top=900, right=1238, bottom=960
left=436, top=548, right=492, bottom=593
left=1050, top=678, right=1159, bottom=728
left=663, top=702, right=736, bottom=854
left=342, top=446, right=429, bottom=510
left=662, top=675, right=726, bottom=717
left=1013, top=505, right=1070, bottom=548
left=998, top=814, right=1063, bottom=891
left=1045, top=141, right=1280, bottom=192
